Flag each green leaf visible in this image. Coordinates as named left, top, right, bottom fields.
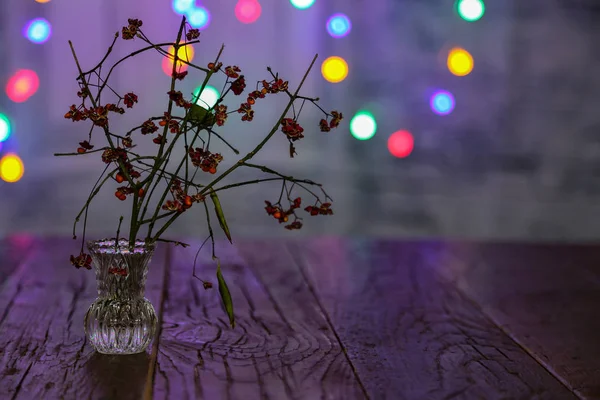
left=216, top=260, right=235, bottom=328
left=210, top=190, right=232, bottom=243
left=189, top=103, right=215, bottom=127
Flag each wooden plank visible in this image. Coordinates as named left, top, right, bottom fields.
left=289, top=238, right=577, bottom=400
left=154, top=240, right=366, bottom=400
left=0, top=237, right=167, bottom=400
left=427, top=242, right=600, bottom=399
left=0, top=235, right=37, bottom=286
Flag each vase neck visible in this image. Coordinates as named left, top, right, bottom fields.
left=89, top=250, right=153, bottom=299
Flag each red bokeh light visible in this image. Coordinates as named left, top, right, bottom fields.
left=235, top=0, right=262, bottom=24
left=161, top=56, right=189, bottom=77
left=6, top=70, right=40, bottom=103
left=388, top=130, right=414, bottom=158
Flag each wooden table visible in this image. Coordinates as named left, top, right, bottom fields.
left=1, top=237, right=599, bottom=400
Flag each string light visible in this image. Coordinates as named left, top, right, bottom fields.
left=349, top=111, right=377, bottom=140
left=172, top=0, right=194, bottom=15
left=430, top=90, right=455, bottom=115
left=235, top=0, right=262, bottom=24
left=186, top=6, right=211, bottom=29
left=290, top=0, right=315, bottom=10
left=161, top=45, right=195, bottom=76
left=0, top=153, right=24, bottom=183
left=0, top=114, right=11, bottom=142
left=193, top=85, right=220, bottom=108
left=456, top=0, right=485, bottom=22
left=321, top=56, right=349, bottom=83
left=326, top=13, right=351, bottom=38
left=23, top=18, right=52, bottom=44
left=388, top=130, right=414, bottom=158
left=447, top=47, right=474, bottom=76
left=6, top=70, right=40, bottom=103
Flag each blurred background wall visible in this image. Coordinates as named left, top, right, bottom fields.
left=1, top=0, right=600, bottom=241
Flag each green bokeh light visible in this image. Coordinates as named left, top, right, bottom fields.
left=192, top=85, right=220, bottom=108
left=456, top=0, right=485, bottom=22
left=0, top=114, right=11, bottom=142
left=349, top=111, right=377, bottom=141
left=290, top=0, right=316, bottom=10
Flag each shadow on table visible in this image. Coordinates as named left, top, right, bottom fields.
left=85, top=351, right=150, bottom=399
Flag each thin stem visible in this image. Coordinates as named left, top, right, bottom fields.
left=115, top=216, right=124, bottom=248
left=208, top=129, right=239, bottom=154
left=156, top=238, right=190, bottom=247
left=73, top=164, right=113, bottom=240
left=54, top=147, right=108, bottom=157
left=213, top=177, right=283, bottom=193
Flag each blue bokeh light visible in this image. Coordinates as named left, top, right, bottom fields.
left=24, top=18, right=52, bottom=44
left=430, top=91, right=455, bottom=115
left=326, top=13, right=351, bottom=38
left=172, top=0, right=195, bottom=15
left=186, top=6, right=211, bottom=29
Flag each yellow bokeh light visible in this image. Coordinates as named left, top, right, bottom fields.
left=167, top=45, right=195, bottom=63
left=447, top=48, right=474, bottom=76
left=0, top=153, right=24, bottom=183
left=321, top=56, right=349, bottom=83
left=35, top=0, right=51, bottom=3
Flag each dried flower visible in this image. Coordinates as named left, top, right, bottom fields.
left=231, top=76, right=246, bottom=95
left=123, top=92, right=138, bottom=108
left=281, top=118, right=304, bottom=141
left=141, top=119, right=159, bottom=135
left=208, top=62, right=222, bottom=72
left=78, top=140, right=94, bottom=154
left=122, top=19, right=143, bottom=40
left=237, top=103, right=254, bottom=122
left=186, top=29, right=200, bottom=41
left=70, top=252, right=92, bottom=269
left=225, top=66, right=241, bottom=78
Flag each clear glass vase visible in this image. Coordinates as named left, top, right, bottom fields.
left=84, top=239, right=157, bottom=355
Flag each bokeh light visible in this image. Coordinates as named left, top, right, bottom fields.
left=161, top=45, right=195, bottom=76
left=430, top=90, right=455, bottom=115
left=447, top=48, right=474, bottom=76
left=186, top=6, right=211, bottom=29
left=24, top=18, right=52, bottom=44
left=235, top=0, right=262, bottom=24
left=6, top=70, right=40, bottom=103
left=35, top=0, right=51, bottom=3
left=349, top=111, right=377, bottom=140
left=321, top=56, right=349, bottom=83
left=388, top=130, right=414, bottom=158
left=456, top=0, right=485, bottom=22
left=0, top=114, right=11, bottom=142
left=0, top=153, right=24, bottom=183
left=327, top=13, right=351, bottom=38
left=193, top=85, right=220, bottom=108
left=172, top=0, right=194, bottom=15
left=290, top=0, right=315, bottom=9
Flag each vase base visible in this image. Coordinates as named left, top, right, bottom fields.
left=93, top=348, right=149, bottom=356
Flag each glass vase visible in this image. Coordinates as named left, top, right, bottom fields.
left=84, top=238, right=157, bottom=355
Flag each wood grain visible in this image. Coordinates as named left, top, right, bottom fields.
left=154, top=240, right=366, bottom=400
left=289, top=238, right=577, bottom=400
left=0, top=238, right=167, bottom=400
left=427, top=242, right=600, bottom=399
left=0, top=235, right=37, bottom=286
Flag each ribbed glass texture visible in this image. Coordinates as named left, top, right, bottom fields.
left=84, top=239, right=157, bottom=355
